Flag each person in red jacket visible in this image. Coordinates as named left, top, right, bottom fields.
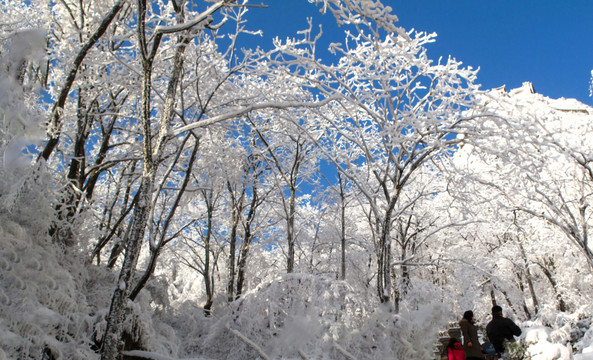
left=447, top=337, right=466, bottom=360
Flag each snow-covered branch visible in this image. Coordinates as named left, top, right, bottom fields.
left=227, top=326, right=271, bottom=360
left=171, top=96, right=339, bottom=136
left=154, top=0, right=233, bottom=35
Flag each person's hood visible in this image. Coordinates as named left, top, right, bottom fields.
left=459, top=317, right=474, bottom=325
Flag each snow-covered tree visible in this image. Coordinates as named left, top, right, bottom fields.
left=468, top=84, right=593, bottom=273
left=6, top=0, right=593, bottom=359
left=281, top=27, right=479, bottom=307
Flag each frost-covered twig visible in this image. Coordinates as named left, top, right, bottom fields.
left=298, top=349, right=310, bottom=360
left=121, top=350, right=175, bottom=360
left=171, top=95, right=339, bottom=136
left=40, top=0, right=127, bottom=161
left=333, top=342, right=357, bottom=360
left=227, top=326, right=271, bottom=360
left=154, top=0, right=232, bottom=35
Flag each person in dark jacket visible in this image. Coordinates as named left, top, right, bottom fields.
left=485, top=305, right=522, bottom=355
left=459, top=310, right=484, bottom=360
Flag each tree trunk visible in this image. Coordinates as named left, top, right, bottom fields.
left=101, top=1, right=155, bottom=356
left=489, top=283, right=497, bottom=307
left=236, top=188, right=258, bottom=298
left=376, top=227, right=392, bottom=305
left=226, top=182, right=244, bottom=302
left=518, top=242, right=539, bottom=316
left=338, top=174, right=347, bottom=281
left=515, top=271, right=532, bottom=319
left=236, top=236, right=251, bottom=299
left=286, top=185, right=296, bottom=273
left=203, top=190, right=215, bottom=316
left=499, top=287, right=518, bottom=316
left=227, top=216, right=238, bottom=302
left=100, top=176, right=153, bottom=360
left=538, top=258, right=567, bottom=312
left=377, top=197, right=396, bottom=307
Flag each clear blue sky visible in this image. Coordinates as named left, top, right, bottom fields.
left=242, top=0, right=593, bottom=106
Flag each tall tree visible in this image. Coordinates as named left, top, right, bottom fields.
left=101, top=1, right=237, bottom=357
left=461, top=84, right=593, bottom=273
left=282, top=29, right=479, bottom=306
left=252, top=110, right=321, bottom=273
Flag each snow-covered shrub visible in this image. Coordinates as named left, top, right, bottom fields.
left=85, top=266, right=181, bottom=357
left=576, top=323, right=593, bottom=355
left=0, top=11, right=54, bottom=236
left=189, top=273, right=368, bottom=359
left=0, top=222, right=180, bottom=360
left=178, top=273, right=448, bottom=360
left=400, top=278, right=447, bottom=312
left=522, top=327, right=571, bottom=360
left=0, top=13, right=97, bottom=358
left=503, top=340, right=531, bottom=360
left=515, top=306, right=593, bottom=359
left=522, top=304, right=593, bottom=354
left=339, top=302, right=448, bottom=360
left=0, top=219, right=97, bottom=359
left=161, top=300, right=210, bottom=356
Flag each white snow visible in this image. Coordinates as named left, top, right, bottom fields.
left=527, top=341, right=572, bottom=360
left=549, top=97, right=591, bottom=114
left=525, top=326, right=553, bottom=344
left=2, top=1, right=593, bottom=360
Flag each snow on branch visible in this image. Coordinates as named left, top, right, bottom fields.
left=333, top=342, right=357, bottom=360
left=298, top=349, right=311, bottom=359
left=227, top=326, right=271, bottom=360
left=311, top=0, right=408, bottom=39
left=121, top=350, right=176, bottom=360
left=154, top=0, right=232, bottom=35
left=589, top=69, right=592, bottom=97
left=171, top=95, right=339, bottom=136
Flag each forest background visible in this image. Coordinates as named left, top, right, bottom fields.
left=1, top=0, right=593, bottom=359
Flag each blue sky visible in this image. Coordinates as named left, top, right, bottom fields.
left=243, top=0, right=593, bottom=106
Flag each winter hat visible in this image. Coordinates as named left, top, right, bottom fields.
left=492, top=305, right=503, bottom=316
left=463, top=310, right=474, bottom=321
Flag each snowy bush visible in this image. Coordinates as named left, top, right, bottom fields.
left=171, top=273, right=449, bottom=360
left=0, top=219, right=97, bottom=359
left=514, top=307, right=593, bottom=360
left=576, top=325, right=593, bottom=355
left=339, top=302, right=448, bottom=360
left=189, top=273, right=367, bottom=359
left=521, top=305, right=593, bottom=353
left=522, top=327, right=571, bottom=360
left=0, top=214, right=178, bottom=359
left=0, top=25, right=54, bottom=234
